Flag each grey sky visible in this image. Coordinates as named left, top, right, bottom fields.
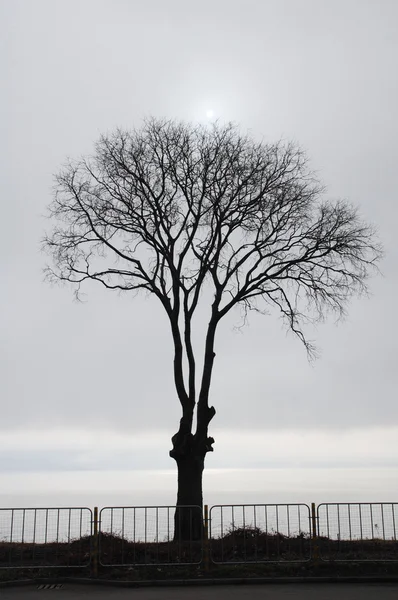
left=1, top=0, right=398, bottom=484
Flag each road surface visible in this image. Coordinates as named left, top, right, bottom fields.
left=1, top=582, right=398, bottom=599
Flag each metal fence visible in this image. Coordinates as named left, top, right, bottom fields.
left=1, top=502, right=398, bottom=570
left=98, top=506, right=203, bottom=566
left=317, top=503, right=398, bottom=562
left=209, top=504, right=312, bottom=563
left=0, top=508, right=92, bottom=569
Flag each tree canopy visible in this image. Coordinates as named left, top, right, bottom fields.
left=45, top=119, right=381, bottom=361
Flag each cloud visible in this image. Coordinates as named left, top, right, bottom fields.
left=212, top=428, right=398, bottom=468
left=0, top=430, right=171, bottom=472
left=1, top=467, right=397, bottom=509
left=1, top=426, right=397, bottom=474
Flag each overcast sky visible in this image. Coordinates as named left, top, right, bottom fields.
left=1, top=0, right=398, bottom=506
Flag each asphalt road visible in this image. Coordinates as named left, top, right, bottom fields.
left=1, top=583, right=398, bottom=600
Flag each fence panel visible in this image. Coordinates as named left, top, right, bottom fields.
left=209, top=504, right=312, bottom=563
left=317, top=503, right=398, bottom=562
left=98, top=506, right=203, bottom=566
left=0, top=508, right=92, bottom=569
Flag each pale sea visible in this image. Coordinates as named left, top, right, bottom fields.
left=1, top=467, right=397, bottom=543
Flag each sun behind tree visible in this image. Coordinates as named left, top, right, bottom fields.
left=43, top=118, right=382, bottom=541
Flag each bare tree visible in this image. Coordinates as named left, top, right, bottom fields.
left=43, top=118, right=382, bottom=540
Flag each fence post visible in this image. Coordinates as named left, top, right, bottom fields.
left=91, top=507, right=99, bottom=578
left=311, top=502, right=319, bottom=564
left=203, top=504, right=210, bottom=572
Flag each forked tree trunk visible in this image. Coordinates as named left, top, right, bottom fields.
left=170, top=319, right=217, bottom=541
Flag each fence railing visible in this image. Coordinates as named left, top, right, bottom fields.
left=98, top=506, right=203, bottom=566
left=317, top=502, right=398, bottom=562
left=0, top=508, right=92, bottom=569
left=209, top=504, right=312, bottom=563
left=1, top=502, right=397, bottom=570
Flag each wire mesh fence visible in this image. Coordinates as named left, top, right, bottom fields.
left=98, top=506, right=203, bottom=566
left=0, top=508, right=92, bottom=568
left=317, top=503, right=398, bottom=561
left=209, top=504, right=312, bottom=563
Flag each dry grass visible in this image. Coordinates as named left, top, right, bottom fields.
left=1, top=526, right=397, bottom=582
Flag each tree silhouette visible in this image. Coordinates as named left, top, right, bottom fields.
left=44, top=118, right=382, bottom=540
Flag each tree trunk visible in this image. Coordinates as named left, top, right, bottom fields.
left=174, top=445, right=204, bottom=541
left=170, top=429, right=214, bottom=541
